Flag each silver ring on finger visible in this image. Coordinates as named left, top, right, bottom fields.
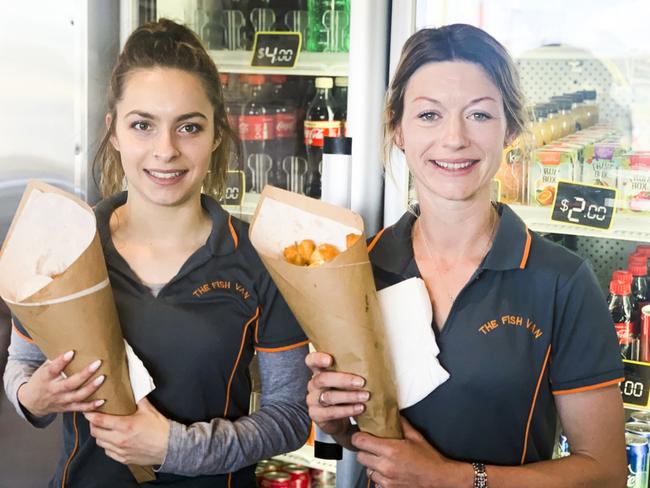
left=318, top=390, right=329, bottom=407
left=368, top=469, right=380, bottom=487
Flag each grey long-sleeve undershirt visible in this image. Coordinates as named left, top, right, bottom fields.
left=3, top=328, right=311, bottom=476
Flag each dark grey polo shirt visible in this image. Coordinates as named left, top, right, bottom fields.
left=13, top=192, right=308, bottom=487
left=367, top=204, right=623, bottom=466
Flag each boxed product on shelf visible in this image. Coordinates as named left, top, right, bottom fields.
left=528, top=147, right=579, bottom=206
left=620, top=152, right=650, bottom=213
left=581, top=142, right=624, bottom=189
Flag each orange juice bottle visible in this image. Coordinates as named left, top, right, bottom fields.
left=545, top=103, right=560, bottom=142
left=551, top=97, right=573, bottom=138
left=566, top=92, right=588, bottom=131
left=531, top=105, right=549, bottom=148
left=581, top=90, right=599, bottom=127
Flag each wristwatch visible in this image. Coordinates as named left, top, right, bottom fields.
left=472, top=462, right=488, bottom=488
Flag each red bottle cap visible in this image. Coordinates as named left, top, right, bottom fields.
left=270, top=75, right=287, bottom=84
left=637, top=245, right=650, bottom=257
left=248, top=75, right=266, bottom=85
left=610, top=280, right=631, bottom=295
left=613, top=269, right=633, bottom=284
left=629, top=253, right=648, bottom=266
left=630, top=264, right=648, bottom=277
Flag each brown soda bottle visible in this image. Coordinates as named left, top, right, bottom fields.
left=609, top=279, right=636, bottom=360
left=303, top=77, right=341, bottom=197
left=239, top=75, right=274, bottom=192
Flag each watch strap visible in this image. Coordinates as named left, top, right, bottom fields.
left=472, top=462, right=488, bottom=488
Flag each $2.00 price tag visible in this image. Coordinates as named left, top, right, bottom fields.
left=622, top=360, right=650, bottom=409
left=550, top=180, right=618, bottom=230
left=251, top=32, right=301, bottom=68
left=221, top=171, right=245, bottom=206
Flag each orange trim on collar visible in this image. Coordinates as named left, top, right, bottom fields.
left=11, top=318, right=33, bottom=344
left=552, top=377, right=624, bottom=396
left=520, top=345, right=551, bottom=464
left=367, top=228, right=386, bottom=253
left=227, top=215, right=238, bottom=249
left=519, top=228, right=532, bottom=269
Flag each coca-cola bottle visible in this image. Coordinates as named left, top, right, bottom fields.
left=333, top=76, right=348, bottom=134
left=239, top=75, right=274, bottom=192
left=630, top=257, right=650, bottom=314
left=268, top=75, right=297, bottom=190
left=303, top=77, right=341, bottom=197
left=608, top=279, right=636, bottom=360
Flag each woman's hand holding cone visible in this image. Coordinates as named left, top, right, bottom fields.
left=305, top=351, right=370, bottom=448
left=85, top=397, right=170, bottom=466
left=17, top=350, right=106, bottom=417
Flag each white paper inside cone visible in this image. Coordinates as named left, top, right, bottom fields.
left=124, top=341, right=156, bottom=402
left=251, top=198, right=360, bottom=258
left=377, top=277, right=450, bottom=409
left=0, top=190, right=95, bottom=302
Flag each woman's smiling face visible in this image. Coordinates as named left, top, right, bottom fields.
left=397, top=61, right=510, bottom=204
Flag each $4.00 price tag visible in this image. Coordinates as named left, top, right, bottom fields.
left=221, top=171, right=245, bottom=207
left=622, top=360, right=650, bottom=409
left=251, top=32, right=301, bottom=68
left=550, top=180, right=618, bottom=230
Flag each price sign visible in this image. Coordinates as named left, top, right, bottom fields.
left=550, top=180, right=617, bottom=230
left=221, top=171, right=245, bottom=206
left=251, top=32, right=301, bottom=68
left=622, top=360, right=650, bottom=408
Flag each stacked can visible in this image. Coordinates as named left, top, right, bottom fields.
left=283, top=464, right=311, bottom=487
left=626, top=432, right=649, bottom=488
left=260, top=471, right=292, bottom=487
left=310, top=467, right=336, bottom=487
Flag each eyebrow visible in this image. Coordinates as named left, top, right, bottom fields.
left=412, top=96, right=498, bottom=105
left=124, top=110, right=208, bottom=122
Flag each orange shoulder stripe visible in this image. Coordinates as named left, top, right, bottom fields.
left=61, top=412, right=80, bottom=487
left=223, top=307, right=260, bottom=417
left=367, top=228, right=386, bottom=253
left=519, top=228, right=532, bottom=269
left=228, top=215, right=238, bottom=249
left=552, top=377, right=623, bottom=396
left=255, top=339, right=309, bottom=353
left=520, top=345, right=551, bottom=464
left=12, top=318, right=34, bottom=344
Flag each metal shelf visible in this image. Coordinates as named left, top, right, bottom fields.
left=509, top=204, right=650, bottom=242
left=274, top=443, right=337, bottom=473
left=209, top=50, right=348, bottom=77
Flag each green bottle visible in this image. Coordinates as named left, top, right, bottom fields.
left=306, top=0, right=350, bottom=52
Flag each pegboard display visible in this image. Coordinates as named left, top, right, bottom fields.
left=516, top=57, right=632, bottom=141
left=574, top=236, right=641, bottom=291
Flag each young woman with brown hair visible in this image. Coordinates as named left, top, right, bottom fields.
left=4, top=19, right=310, bottom=487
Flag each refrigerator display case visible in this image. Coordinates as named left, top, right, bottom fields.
left=385, top=0, right=650, bottom=470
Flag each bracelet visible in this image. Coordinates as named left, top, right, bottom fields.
left=472, top=462, right=488, bottom=488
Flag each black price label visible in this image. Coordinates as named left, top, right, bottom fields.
left=251, top=32, right=301, bottom=68
left=222, top=171, right=245, bottom=206
left=550, top=180, right=617, bottom=230
left=622, top=360, right=650, bottom=408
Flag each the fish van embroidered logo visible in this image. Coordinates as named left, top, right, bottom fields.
left=192, top=280, right=250, bottom=300
left=478, top=314, right=543, bottom=339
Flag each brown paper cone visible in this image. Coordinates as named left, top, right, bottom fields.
left=250, top=186, right=402, bottom=439
left=0, top=181, right=155, bottom=483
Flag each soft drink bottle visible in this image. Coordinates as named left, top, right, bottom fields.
left=239, top=75, right=274, bottom=192
left=333, top=76, right=348, bottom=135
left=268, top=75, right=297, bottom=190
left=306, top=0, right=350, bottom=52
left=304, top=77, right=342, bottom=197
left=608, top=279, right=636, bottom=360
left=630, top=257, right=649, bottom=315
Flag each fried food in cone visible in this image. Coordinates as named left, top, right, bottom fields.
left=0, top=181, right=155, bottom=483
left=250, top=186, right=402, bottom=439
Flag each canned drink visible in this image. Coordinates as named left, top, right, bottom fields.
left=631, top=411, right=650, bottom=424
left=627, top=422, right=650, bottom=440
left=256, top=464, right=270, bottom=485
left=265, top=460, right=285, bottom=471
left=626, top=433, right=649, bottom=488
left=283, top=464, right=311, bottom=487
left=310, top=468, right=336, bottom=487
left=260, top=471, right=291, bottom=488
left=557, top=433, right=570, bottom=457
